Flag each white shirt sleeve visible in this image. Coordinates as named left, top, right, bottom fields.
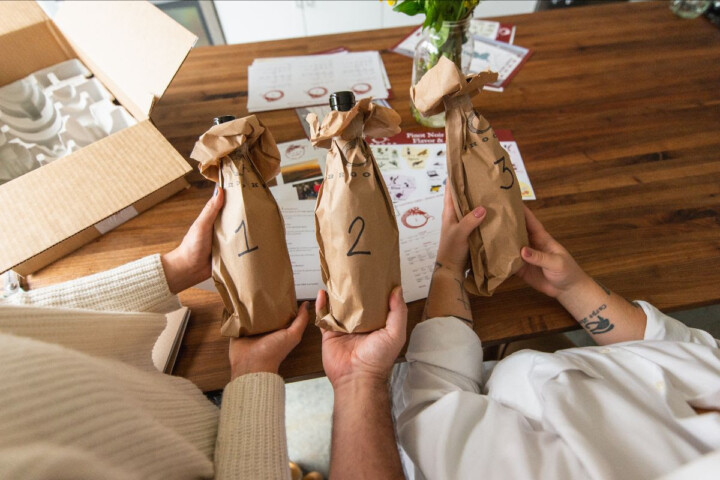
left=395, top=317, right=588, bottom=480
left=638, top=301, right=718, bottom=347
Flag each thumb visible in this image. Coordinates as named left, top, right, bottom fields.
left=384, top=286, right=407, bottom=341
left=521, top=246, right=563, bottom=271
left=196, top=187, right=224, bottom=229
left=286, top=302, right=310, bottom=341
left=315, top=289, right=327, bottom=318
left=457, top=206, right=487, bottom=237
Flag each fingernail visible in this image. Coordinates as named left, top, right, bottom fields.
left=473, top=207, right=486, bottom=218
left=522, top=248, right=532, bottom=258
left=213, top=185, right=218, bottom=196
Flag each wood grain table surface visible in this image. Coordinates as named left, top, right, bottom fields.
left=27, top=2, right=720, bottom=392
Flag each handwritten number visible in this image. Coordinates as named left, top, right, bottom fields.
left=347, top=216, right=371, bottom=256
left=494, top=156, right=515, bottom=190
left=235, top=220, right=259, bottom=258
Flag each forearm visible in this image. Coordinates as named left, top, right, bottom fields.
left=557, top=274, right=646, bottom=345
left=330, top=376, right=404, bottom=480
left=422, top=262, right=473, bottom=325
left=160, top=250, right=207, bottom=294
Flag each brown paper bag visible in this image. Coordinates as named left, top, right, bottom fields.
left=190, top=115, right=297, bottom=337
left=307, top=98, right=402, bottom=333
left=411, top=57, right=528, bottom=296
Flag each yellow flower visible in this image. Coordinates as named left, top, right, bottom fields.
left=387, top=0, right=397, bottom=5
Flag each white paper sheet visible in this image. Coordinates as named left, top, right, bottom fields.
left=392, top=19, right=517, bottom=58
left=471, top=37, right=531, bottom=92
left=271, top=129, right=535, bottom=302
left=247, top=51, right=390, bottom=113
left=272, top=184, right=324, bottom=300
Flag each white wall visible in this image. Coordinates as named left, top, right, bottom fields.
left=36, top=0, right=59, bottom=18
left=36, top=0, right=541, bottom=45
left=216, top=0, right=540, bottom=45
left=474, top=0, right=538, bottom=18
left=214, top=1, right=306, bottom=43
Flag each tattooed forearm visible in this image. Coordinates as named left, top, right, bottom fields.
left=422, top=262, right=444, bottom=320
left=585, top=315, right=615, bottom=334
left=454, top=277, right=471, bottom=310
left=594, top=279, right=611, bottom=296
left=579, top=303, right=615, bottom=334
left=423, top=261, right=474, bottom=324
left=594, top=277, right=642, bottom=311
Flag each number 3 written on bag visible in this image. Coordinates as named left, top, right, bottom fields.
left=494, top=155, right=515, bottom=190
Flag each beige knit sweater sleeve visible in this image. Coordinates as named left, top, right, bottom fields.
left=2, top=254, right=180, bottom=313
left=0, top=255, right=293, bottom=479
left=216, top=373, right=291, bottom=480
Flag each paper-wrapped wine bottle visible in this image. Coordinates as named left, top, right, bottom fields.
left=190, top=115, right=297, bottom=337
left=411, top=57, right=528, bottom=296
left=307, top=92, right=401, bottom=333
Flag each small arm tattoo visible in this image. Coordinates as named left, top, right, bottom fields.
left=585, top=315, right=615, bottom=334
left=579, top=303, right=615, bottom=334
left=454, top=277, right=470, bottom=310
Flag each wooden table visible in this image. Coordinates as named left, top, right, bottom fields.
left=27, top=2, right=720, bottom=392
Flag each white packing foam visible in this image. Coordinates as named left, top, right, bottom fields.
left=0, top=59, right=137, bottom=185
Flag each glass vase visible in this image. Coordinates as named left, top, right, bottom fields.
left=669, top=0, right=712, bottom=18
left=410, top=18, right=475, bottom=128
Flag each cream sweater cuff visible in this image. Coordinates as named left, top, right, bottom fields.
left=2, top=254, right=180, bottom=313
left=215, top=372, right=290, bottom=480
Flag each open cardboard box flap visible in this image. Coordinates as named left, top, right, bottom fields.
left=0, top=1, right=197, bottom=275
left=56, top=1, right=197, bottom=119
left=0, top=2, right=74, bottom=87
left=0, top=1, right=48, bottom=36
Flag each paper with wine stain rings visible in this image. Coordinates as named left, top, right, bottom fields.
left=247, top=51, right=390, bottom=113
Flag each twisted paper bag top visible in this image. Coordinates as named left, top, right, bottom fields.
left=410, top=56, right=499, bottom=117
left=306, top=97, right=401, bottom=149
left=190, top=115, right=281, bottom=183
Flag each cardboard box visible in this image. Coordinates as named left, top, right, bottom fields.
left=0, top=1, right=197, bottom=276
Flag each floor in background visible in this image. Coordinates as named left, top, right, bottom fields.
left=284, top=304, right=720, bottom=476
left=285, top=376, right=333, bottom=478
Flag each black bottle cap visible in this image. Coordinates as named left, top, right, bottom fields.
left=329, top=91, right=356, bottom=112
left=213, top=115, right=236, bottom=125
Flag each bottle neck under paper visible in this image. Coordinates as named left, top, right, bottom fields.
left=332, top=114, right=364, bottom=143
left=443, top=94, right=473, bottom=112
left=329, top=115, right=373, bottom=171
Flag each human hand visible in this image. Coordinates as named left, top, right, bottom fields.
left=318, top=287, right=407, bottom=388
left=229, top=302, right=310, bottom=380
left=161, top=187, right=224, bottom=294
left=515, top=206, right=589, bottom=299
left=435, top=187, right=487, bottom=274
